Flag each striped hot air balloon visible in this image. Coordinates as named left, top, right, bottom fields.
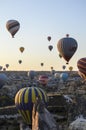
left=57, top=34, right=78, bottom=64
left=77, top=57, right=86, bottom=79
left=6, top=20, right=20, bottom=38
left=15, top=87, right=47, bottom=125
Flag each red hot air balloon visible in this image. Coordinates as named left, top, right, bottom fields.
left=47, top=36, right=51, bottom=41
left=39, top=75, right=48, bottom=86
left=57, top=34, right=78, bottom=64
left=77, top=57, right=86, bottom=80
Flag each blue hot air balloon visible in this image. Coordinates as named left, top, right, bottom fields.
left=0, top=73, right=8, bottom=88
left=60, top=72, right=68, bottom=82
left=15, top=87, right=48, bottom=125
left=27, top=70, right=36, bottom=80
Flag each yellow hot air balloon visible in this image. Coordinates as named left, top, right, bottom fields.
left=20, top=47, right=24, bottom=53
left=6, top=19, right=20, bottom=38
left=69, top=66, right=73, bottom=71
left=15, top=87, right=48, bottom=125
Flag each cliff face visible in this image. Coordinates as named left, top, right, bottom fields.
left=0, top=71, right=86, bottom=129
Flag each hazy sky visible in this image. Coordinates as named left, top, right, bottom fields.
left=0, top=0, right=86, bottom=71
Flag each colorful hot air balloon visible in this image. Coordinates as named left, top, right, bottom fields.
left=57, top=34, right=78, bottom=64
left=39, top=75, right=48, bottom=85
left=19, top=47, right=24, bottom=53
left=77, top=57, right=86, bottom=79
left=6, top=20, right=20, bottom=38
left=15, top=87, right=47, bottom=125
left=47, top=36, right=51, bottom=41
left=48, top=45, right=53, bottom=51
left=60, top=72, right=68, bottom=82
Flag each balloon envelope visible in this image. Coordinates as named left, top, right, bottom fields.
left=27, top=70, right=36, bottom=80
left=47, top=36, right=51, bottom=41
left=54, top=72, right=60, bottom=78
left=0, top=73, right=8, bottom=88
left=20, top=47, right=24, bottom=53
left=41, top=63, right=44, bottom=66
left=15, top=87, right=47, bottom=124
left=69, top=66, right=73, bottom=71
left=18, top=60, right=22, bottom=64
left=5, top=64, right=9, bottom=68
left=57, top=34, right=78, bottom=64
left=48, top=45, right=53, bottom=51
left=77, top=57, right=86, bottom=79
left=0, top=66, right=3, bottom=71
left=6, top=19, right=20, bottom=38
left=39, top=75, right=48, bottom=85
left=60, top=72, right=68, bottom=81
left=62, top=65, right=66, bottom=70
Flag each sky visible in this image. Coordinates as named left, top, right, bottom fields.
left=0, top=0, right=86, bottom=71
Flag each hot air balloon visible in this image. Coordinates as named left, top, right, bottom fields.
left=48, top=45, right=53, bottom=51
left=39, top=75, right=48, bottom=85
left=41, top=63, right=44, bottom=67
left=51, top=66, right=53, bottom=70
left=60, top=72, right=68, bottom=82
left=6, top=20, right=20, bottom=38
left=77, top=57, right=86, bottom=80
left=0, top=73, right=8, bottom=88
left=54, top=72, right=60, bottom=78
left=57, top=34, right=78, bottom=64
left=27, top=70, right=36, bottom=80
left=15, top=87, right=47, bottom=125
left=19, top=47, right=24, bottom=53
left=3, top=68, right=6, bottom=71
left=69, top=66, right=73, bottom=71
left=62, top=65, right=66, bottom=70
left=5, top=64, right=9, bottom=68
left=18, top=60, right=22, bottom=64
left=0, top=66, right=3, bottom=71
left=47, top=36, right=51, bottom=41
